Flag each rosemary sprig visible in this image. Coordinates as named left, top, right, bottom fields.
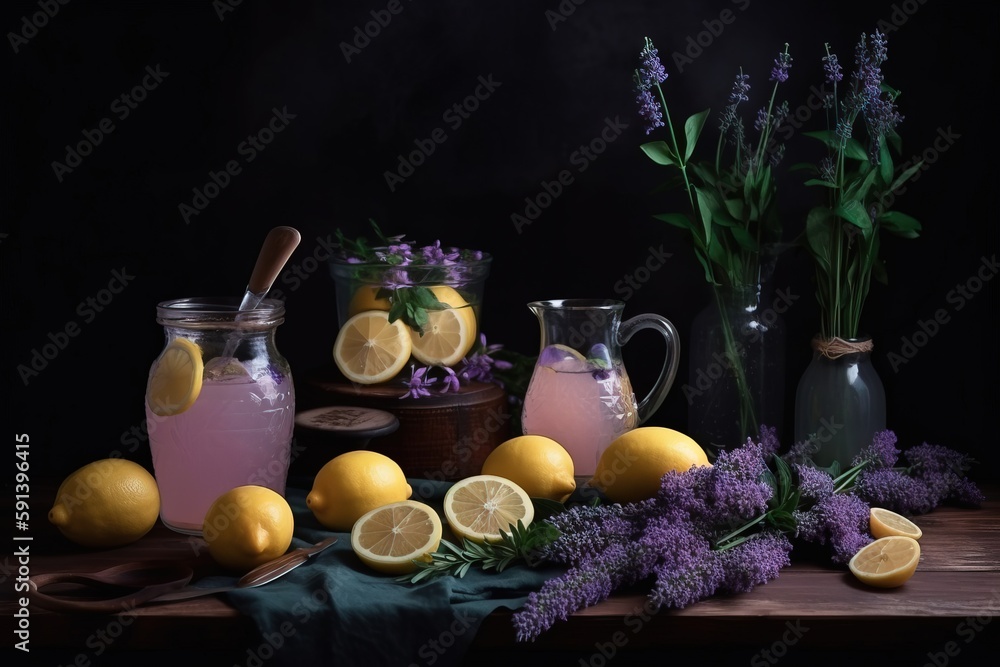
left=395, top=520, right=560, bottom=584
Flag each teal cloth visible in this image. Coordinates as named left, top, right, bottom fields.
left=220, top=479, right=562, bottom=666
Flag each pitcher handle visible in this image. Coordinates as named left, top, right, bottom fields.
left=618, top=313, right=681, bottom=425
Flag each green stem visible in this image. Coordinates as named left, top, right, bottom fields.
left=655, top=81, right=695, bottom=213
left=714, top=513, right=767, bottom=550
left=712, top=285, right=759, bottom=442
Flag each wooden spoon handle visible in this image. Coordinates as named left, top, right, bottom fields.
left=246, top=226, right=302, bottom=295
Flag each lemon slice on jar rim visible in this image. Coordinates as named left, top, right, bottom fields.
left=146, top=337, right=204, bottom=416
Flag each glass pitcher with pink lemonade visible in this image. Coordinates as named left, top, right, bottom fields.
left=520, top=299, right=680, bottom=476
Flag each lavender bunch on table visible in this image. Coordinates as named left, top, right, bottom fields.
left=513, top=427, right=984, bottom=641
left=513, top=431, right=793, bottom=642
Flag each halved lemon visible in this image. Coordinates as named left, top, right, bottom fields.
left=348, top=285, right=392, bottom=316
left=334, top=310, right=412, bottom=384
left=848, top=535, right=921, bottom=588
left=870, top=507, right=923, bottom=540
left=351, top=500, right=442, bottom=575
left=146, top=337, right=204, bottom=416
left=443, top=474, right=534, bottom=544
left=409, top=285, right=477, bottom=367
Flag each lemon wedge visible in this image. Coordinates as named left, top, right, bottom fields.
left=146, top=337, right=204, bottom=416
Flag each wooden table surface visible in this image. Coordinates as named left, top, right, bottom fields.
left=5, top=482, right=999, bottom=666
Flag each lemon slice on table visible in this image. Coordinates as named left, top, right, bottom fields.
left=869, top=507, right=923, bottom=540
left=849, top=535, right=921, bottom=588
left=146, top=337, right=204, bottom=416
left=351, top=500, right=443, bottom=575
left=409, top=285, right=477, bottom=367
left=333, top=310, right=412, bottom=384
left=443, top=474, right=534, bottom=544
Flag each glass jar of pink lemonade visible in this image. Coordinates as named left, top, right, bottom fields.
left=144, top=298, right=294, bottom=535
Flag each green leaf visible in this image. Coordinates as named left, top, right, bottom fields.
left=879, top=139, right=893, bottom=185
left=727, top=224, right=758, bottom=252
left=690, top=162, right=718, bottom=187
left=844, top=166, right=878, bottom=202
left=845, top=138, right=868, bottom=161
left=683, top=109, right=711, bottom=162
left=652, top=212, right=695, bottom=231
left=692, top=247, right=717, bottom=285
left=788, top=162, right=819, bottom=174
left=872, top=257, right=888, bottom=285
left=803, top=129, right=840, bottom=148
left=804, top=178, right=838, bottom=188
left=693, top=186, right=715, bottom=246
left=889, top=160, right=923, bottom=193
left=640, top=141, right=679, bottom=167
left=834, top=200, right=873, bottom=238
left=723, top=198, right=744, bottom=221
left=804, top=206, right=834, bottom=272
left=879, top=211, right=922, bottom=239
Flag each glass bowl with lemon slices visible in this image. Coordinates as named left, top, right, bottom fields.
left=328, top=231, right=492, bottom=387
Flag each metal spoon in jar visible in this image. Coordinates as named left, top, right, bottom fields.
left=205, top=225, right=302, bottom=376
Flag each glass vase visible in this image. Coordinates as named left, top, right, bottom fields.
left=793, top=337, right=886, bottom=468
left=686, top=282, right=785, bottom=457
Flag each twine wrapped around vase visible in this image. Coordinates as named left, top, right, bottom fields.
left=812, top=336, right=874, bottom=360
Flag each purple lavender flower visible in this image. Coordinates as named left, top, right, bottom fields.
left=646, top=520, right=720, bottom=609
left=795, top=464, right=835, bottom=502
left=438, top=366, right=460, bottom=394
left=513, top=543, right=643, bottom=642
left=757, top=424, right=781, bottom=457
left=819, top=156, right=836, bottom=182
left=782, top=436, right=821, bottom=465
left=903, top=443, right=985, bottom=508
left=635, top=88, right=664, bottom=135
left=715, top=530, right=792, bottom=594
left=728, top=72, right=750, bottom=104
left=794, top=493, right=871, bottom=564
left=822, top=49, right=843, bottom=83
left=400, top=365, right=436, bottom=399
left=754, top=107, right=770, bottom=132
left=853, top=429, right=900, bottom=468
left=638, top=38, right=667, bottom=86
left=853, top=467, right=934, bottom=515
left=381, top=267, right=412, bottom=290
left=770, top=45, right=792, bottom=83
left=459, top=333, right=512, bottom=385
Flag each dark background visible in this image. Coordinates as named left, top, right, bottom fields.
left=5, top=0, right=998, bottom=483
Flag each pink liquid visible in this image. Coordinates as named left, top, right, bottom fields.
left=521, top=364, right=637, bottom=476
left=146, top=371, right=294, bottom=535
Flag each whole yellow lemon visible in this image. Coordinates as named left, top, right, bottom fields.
left=590, top=427, right=710, bottom=504
left=48, top=458, right=161, bottom=548
left=202, top=485, right=294, bottom=572
left=481, top=435, right=576, bottom=502
left=307, top=450, right=412, bottom=531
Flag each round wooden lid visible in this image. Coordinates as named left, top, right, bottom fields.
left=294, top=406, right=399, bottom=439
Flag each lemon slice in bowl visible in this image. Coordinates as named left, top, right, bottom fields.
left=334, top=310, right=412, bottom=384
left=351, top=500, right=442, bottom=575
left=409, top=285, right=477, bottom=367
left=869, top=507, right=923, bottom=540
left=849, top=535, right=921, bottom=588
left=146, top=337, right=204, bottom=416
left=443, top=474, right=534, bottom=544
